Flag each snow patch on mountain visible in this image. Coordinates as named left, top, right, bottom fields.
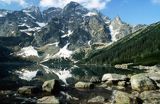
left=54, top=43, right=73, bottom=58
left=109, top=25, right=119, bottom=42
left=61, top=30, right=73, bottom=38
left=18, top=23, right=30, bottom=28
left=20, top=27, right=41, bottom=36
left=46, top=42, right=59, bottom=47
left=16, top=46, right=39, bottom=58
left=36, top=22, right=47, bottom=27
left=25, top=12, right=36, bottom=20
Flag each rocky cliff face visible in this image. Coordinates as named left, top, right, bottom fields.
left=0, top=2, right=145, bottom=62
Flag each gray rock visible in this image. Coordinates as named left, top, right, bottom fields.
left=114, top=86, right=125, bottom=90
left=140, top=90, right=160, bottom=104
left=18, top=86, right=40, bottom=95
left=88, top=96, right=105, bottom=104
left=102, top=73, right=127, bottom=82
left=42, top=79, right=60, bottom=93
left=130, top=74, right=157, bottom=91
left=118, top=81, right=126, bottom=87
left=105, top=80, right=113, bottom=86
left=114, top=91, right=137, bottom=104
left=37, top=96, right=60, bottom=104
left=75, top=82, right=94, bottom=89
left=146, top=73, right=160, bottom=87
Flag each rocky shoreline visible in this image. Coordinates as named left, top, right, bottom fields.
left=0, top=65, right=160, bottom=104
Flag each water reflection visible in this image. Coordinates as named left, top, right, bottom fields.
left=0, top=64, right=144, bottom=87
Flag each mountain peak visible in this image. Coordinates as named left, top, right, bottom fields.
left=115, top=16, right=121, bottom=22
left=23, top=6, right=40, bottom=13
left=63, top=1, right=88, bottom=15
left=67, top=1, right=81, bottom=6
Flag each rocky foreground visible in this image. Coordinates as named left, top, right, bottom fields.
left=0, top=66, right=160, bottom=104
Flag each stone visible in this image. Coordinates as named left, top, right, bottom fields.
left=118, top=81, right=126, bottom=87
left=105, top=80, right=113, bottom=86
left=114, top=86, right=125, bottom=90
left=90, top=76, right=101, bottom=83
left=18, top=86, right=40, bottom=95
left=102, top=73, right=127, bottom=82
left=146, top=73, right=160, bottom=88
left=37, top=96, right=60, bottom=104
left=75, top=82, right=94, bottom=89
left=88, top=96, right=105, bottom=103
left=130, top=74, right=157, bottom=91
left=140, top=90, right=160, bottom=104
left=42, top=79, right=60, bottom=93
left=114, top=91, right=137, bottom=104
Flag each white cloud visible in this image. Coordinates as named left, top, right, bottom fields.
left=0, top=0, right=27, bottom=6
left=39, top=0, right=112, bottom=10
left=152, top=0, right=160, bottom=4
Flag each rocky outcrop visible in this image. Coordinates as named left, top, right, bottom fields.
left=130, top=74, right=157, bottom=91
left=75, top=82, right=94, bottom=89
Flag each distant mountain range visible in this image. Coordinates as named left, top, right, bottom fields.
left=0, top=2, right=148, bottom=64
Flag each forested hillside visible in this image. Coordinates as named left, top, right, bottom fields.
left=83, top=22, right=160, bottom=66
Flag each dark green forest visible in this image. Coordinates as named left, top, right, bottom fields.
left=83, top=22, right=160, bottom=66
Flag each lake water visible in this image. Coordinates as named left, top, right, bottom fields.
left=0, top=63, right=144, bottom=103
left=0, top=63, right=143, bottom=88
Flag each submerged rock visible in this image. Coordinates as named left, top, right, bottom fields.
left=102, top=73, right=127, bottom=82
left=37, top=96, right=60, bottom=104
left=131, top=74, right=157, bottom=91
left=75, top=82, right=94, bottom=89
left=18, top=86, right=41, bottom=95
left=42, top=79, right=60, bottom=93
left=88, top=96, right=105, bottom=104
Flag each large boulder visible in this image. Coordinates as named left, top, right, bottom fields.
left=75, top=82, right=94, bottom=89
left=102, top=73, right=127, bottom=82
left=18, top=86, right=41, bottom=95
left=42, top=79, right=60, bottom=93
left=130, top=74, right=157, bottom=91
left=140, top=90, right=160, bottom=104
left=37, top=96, right=60, bottom=104
left=114, top=91, right=137, bottom=104
left=146, top=73, right=160, bottom=88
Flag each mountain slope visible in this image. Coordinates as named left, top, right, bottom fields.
left=0, top=2, right=146, bottom=63
left=83, top=22, right=160, bottom=66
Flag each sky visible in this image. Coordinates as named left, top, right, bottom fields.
left=0, top=0, right=160, bottom=25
